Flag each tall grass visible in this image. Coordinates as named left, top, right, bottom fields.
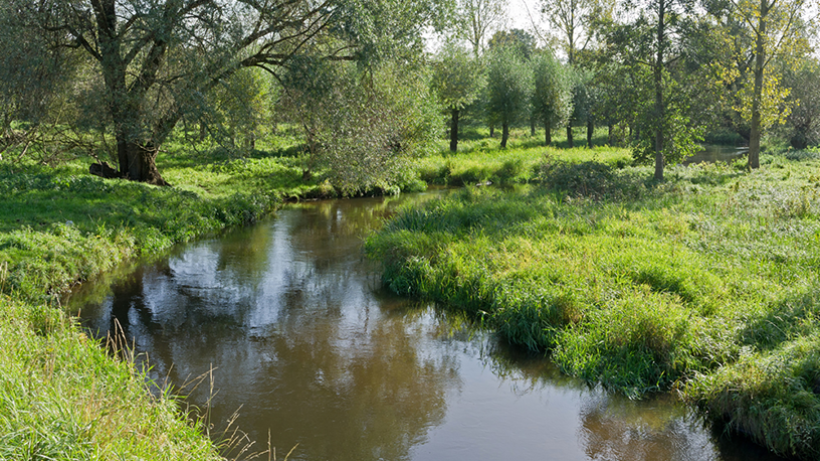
left=367, top=153, right=820, bottom=458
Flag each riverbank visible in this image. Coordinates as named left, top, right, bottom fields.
left=366, top=150, right=820, bottom=459
left=0, top=131, right=616, bottom=458
left=0, top=158, right=284, bottom=458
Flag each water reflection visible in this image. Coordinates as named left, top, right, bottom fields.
left=70, top=192, right=786, bottom=461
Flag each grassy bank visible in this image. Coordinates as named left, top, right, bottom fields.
left=0, top=155, right=289, bottom=458
left=2, top=127, right=597, bottom=458
left=366, top=150, right=820, bottom=459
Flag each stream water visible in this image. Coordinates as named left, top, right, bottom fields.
left=67, top=191, right=785, bottom=461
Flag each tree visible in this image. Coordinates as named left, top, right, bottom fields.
left=724, top=0, right=814, bottom=167
left=486, top=46, right=532, bottom=148
left=431, top=42, right=486, bottom=152
left=9, top=0, right=445, bottom=185
left=281, top=59, right=441, bottom=194
left=458, top=0, right=508, bottom=58
left=0, top=3, right=76, bottom=162
left=317, top=64, right=442, bottom=195
left=540, top=0, right=612, bottom=150
left=531, top=51, right=573, bottom=146
left=488, top=29, right=537, bottom=60
left=615, top=0, right=695, bottom=180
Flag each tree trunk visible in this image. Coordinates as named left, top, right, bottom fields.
left=748, top=0, right=767, bottom=170
left=545, top=115, right=552, bottom=146
left=125, top=142, right=169, bottom=186
left=490, top=124, right=495, bottom=138
left=530, top=117, right=536, bottom=136
left=450, top=109, right=460, bottom=152
left=608, top=124, right=614, bottom=146
left=567, top=125, right=574, bottom=148
left=653, top=0, right=666, bottom=181
left=587, top=120, right=594, bottom=148
left=501, top=123, right=510, bottom=148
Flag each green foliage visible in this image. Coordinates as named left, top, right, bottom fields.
left=485, top=47, right=533, bottom=132
left=431, top=42, right=486, bottom=111
left=281, top=60, right=442, bottom=195
left=531, top=51, right=574, bottom=133
left=784, top=57, right=820, bottom=149
left=487, top=29, right=537, bottom=60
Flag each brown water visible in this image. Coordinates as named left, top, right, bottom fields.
left=68, top=191, right=785, bottom=461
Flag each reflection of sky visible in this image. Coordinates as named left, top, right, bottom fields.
left=76, top=196, right=787, bottom=461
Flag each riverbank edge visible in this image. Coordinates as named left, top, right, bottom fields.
left=365, top=153, right=820, bottom=460
left=0, top=181, right=290, bottom=458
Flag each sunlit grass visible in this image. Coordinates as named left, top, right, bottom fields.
left=367, top=152, right=820, bottom=459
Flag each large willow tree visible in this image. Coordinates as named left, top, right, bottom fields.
left=7, top=0, right=444, bottom=185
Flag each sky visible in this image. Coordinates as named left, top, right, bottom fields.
left=508, top=0, right=540, bottom=31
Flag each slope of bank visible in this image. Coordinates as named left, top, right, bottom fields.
left=366, top=151, right=820, bottom=460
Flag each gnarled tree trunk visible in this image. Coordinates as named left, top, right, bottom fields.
left=114, top=125, right=170, bottom=186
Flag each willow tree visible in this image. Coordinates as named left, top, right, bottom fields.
left=432, top=42, right=485, bottom=152
left=531, top=51, right=573, bottom=146
left=9, top=0, right=444, bottom=185
left=486, top=46, right=532, bottom=148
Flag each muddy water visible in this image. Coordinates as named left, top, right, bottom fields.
left=68, top=191, right=784, bottom=461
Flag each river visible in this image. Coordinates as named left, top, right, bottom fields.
left=67, top=190, right=784, bottom=461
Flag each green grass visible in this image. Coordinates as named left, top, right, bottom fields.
left=0, top=295, right=223, bottom=460
left=366, top=152, right=820, bottom=459
left=420, top=127, right=631, bottom=186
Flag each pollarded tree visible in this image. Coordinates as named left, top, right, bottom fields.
left=314, top=63, right=443, bottom=195
left=531, top=51, right=573, bottom=146
left=431, top=42, right=486, bottom=152
left=486, top=46, right=533, bottom=148
left=10, top=0, right=446, bottom=185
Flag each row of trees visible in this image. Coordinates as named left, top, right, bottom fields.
left=0, top=0, right=817, bottom=188
left=431, top=0, right=819, bottom=180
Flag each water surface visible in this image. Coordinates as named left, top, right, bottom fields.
left=69, top=191, right=784, bottom=461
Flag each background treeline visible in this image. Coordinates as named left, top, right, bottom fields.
left=0, top=0, right=817, bottom=192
